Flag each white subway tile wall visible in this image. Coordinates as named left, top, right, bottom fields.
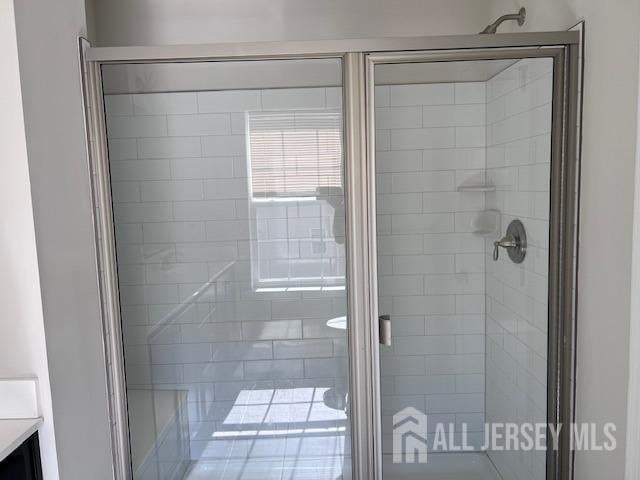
left=105, top=84, right=351, bottom=480
left=375, top=81, right=489, bottom=454
left=484, top=57, right=552, bottom=480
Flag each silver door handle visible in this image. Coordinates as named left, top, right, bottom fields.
left=379, top=314, right=391, bottom=346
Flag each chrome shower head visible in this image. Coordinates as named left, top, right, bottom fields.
left=481, top=7, right=526, bottom=34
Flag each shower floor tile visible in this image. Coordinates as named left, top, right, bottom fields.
left=383, top=452, right=503, bottom=480
left=183, top=452, right=501, bottom=480
left=183, top=455, right=347, bottom=480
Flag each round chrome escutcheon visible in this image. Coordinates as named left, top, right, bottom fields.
left=506, top=219, right=527, bottom=264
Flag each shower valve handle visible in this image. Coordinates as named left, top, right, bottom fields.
left=493, top=236, right=519, bottom=261
left=493, top=219, right=527, bottom=264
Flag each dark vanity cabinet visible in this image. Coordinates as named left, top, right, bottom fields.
left=0, top=433, right=42, bottom=480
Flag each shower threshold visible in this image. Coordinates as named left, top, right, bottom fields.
left=383, top=452, right=503, bottom=480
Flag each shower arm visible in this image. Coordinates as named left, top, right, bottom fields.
left=480, top=7, right=526, bottom=34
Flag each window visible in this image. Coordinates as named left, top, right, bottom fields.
left=248, top=110, right=343, bottom=200
left=246, top=110, right=345, bottom=290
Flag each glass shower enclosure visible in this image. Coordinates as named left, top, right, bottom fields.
left=83, top=32, right=580, bottom=480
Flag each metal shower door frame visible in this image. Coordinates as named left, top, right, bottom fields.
left=83, top=30, right=580, bottom=480
left=362, top=43, right=581, bottom=480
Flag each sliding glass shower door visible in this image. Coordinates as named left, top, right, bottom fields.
left=101, top=58, right=352, bottom=480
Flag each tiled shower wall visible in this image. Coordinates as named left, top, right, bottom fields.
left=484, top=58, right=552, bottom=480
left=105, top=86, right=350, bottom=463
left=374, top=82, right=489, bottom=452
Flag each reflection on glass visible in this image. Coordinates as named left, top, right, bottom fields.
left=247, top=110, right=345, bottom=291
left=104, top=58, right=350, bottom=480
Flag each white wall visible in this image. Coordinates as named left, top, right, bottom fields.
left=0, top=1, right=58, bottom=478
left=12, top=0, right=114, bottom=478
left=488, top=1, right=640, bottom=479
left=626, top=40, right=640, bottom=480
left=91, top=0, right=492, bottom=46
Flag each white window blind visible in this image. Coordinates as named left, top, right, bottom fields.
left=247, top=110, right=343, bottom=199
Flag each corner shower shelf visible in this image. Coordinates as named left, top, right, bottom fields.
left=457, top=184, right=496, bottom=192
left=471, top=209, right=501, bottom=238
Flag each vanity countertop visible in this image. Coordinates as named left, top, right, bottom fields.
left=0, top=418, right=42, bottom=462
